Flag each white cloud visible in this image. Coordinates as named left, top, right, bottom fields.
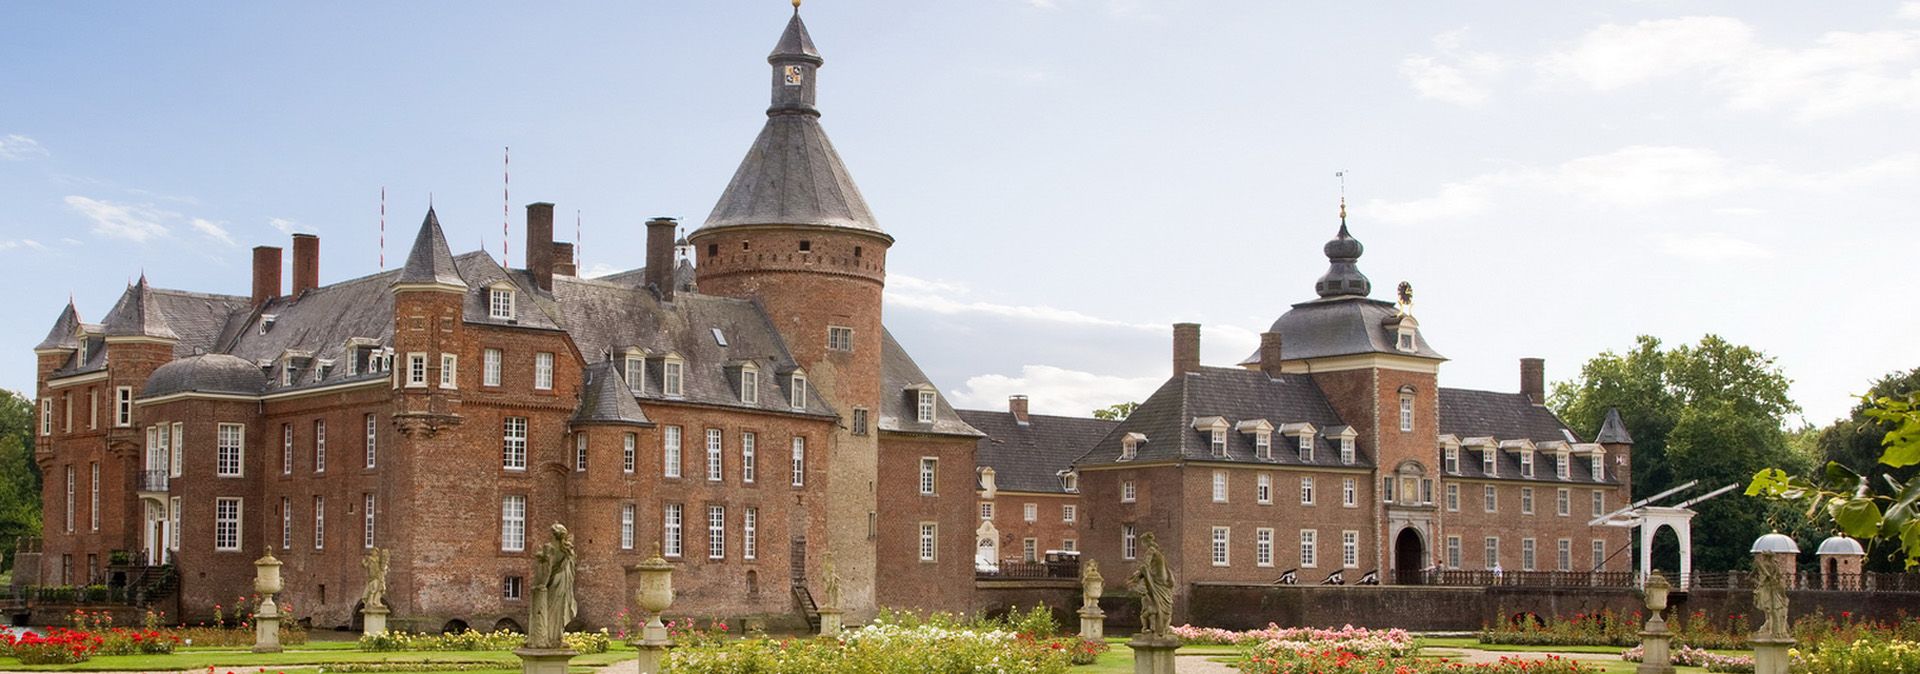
left=1539, top=17, right=1920, bottom=118
left=191, top=218, right=237, bottom=247
left=887, top=273, right=1162, bottom=331
left=1022, top=0, right=1059, bottom=9
left=581, top=262, right=624, bottom=279
left=946, top=364, right=1163, bottom=416
left=0, top=239, right=48, bottom=252
left=1401, top=29, right=1509, bottom=106
left=0, top=134, right=48, bottom=160
left=269, top=217, right=307, bottom=235
left=1654, top=232, right=1774, bottom=261
left=1901, top=2, right=1920, bottom=20
left=64, top=196, right=172, bottom=242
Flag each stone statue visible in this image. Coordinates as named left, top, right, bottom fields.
left=821, top=553, right=843, bottom=609
left=1127, top=532, right=1174, bottom=638
left=528, top=524, right=578, bottom=650
left=1752, top=553, right=1789, bottom=639
left=1081, top=560, right=1104, bottom=607
left=360, top=547, right=389, bottom=609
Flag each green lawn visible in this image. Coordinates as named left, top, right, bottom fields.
left=0, top=643, right=635, bottom=673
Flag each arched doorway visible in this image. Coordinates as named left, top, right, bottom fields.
left=1649, top=523, right=1683, bottom=581
left=1394, top=528, right=1425, bottom=584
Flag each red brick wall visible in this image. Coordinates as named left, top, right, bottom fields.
left=874, top=432, right=977, bottom=612
left=980, top=492, right=1083, bottom=562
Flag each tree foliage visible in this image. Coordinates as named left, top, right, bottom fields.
left=1750, top=384, right=1920, bottom=570
left=1092, top=402, right=1139, bottom=421
left=0, top=388, right=41, bottom=572
left=1550, top=335, right=1807, bottom=571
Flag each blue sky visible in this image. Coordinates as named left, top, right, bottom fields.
left=3, top=1, right=1917, bottom=426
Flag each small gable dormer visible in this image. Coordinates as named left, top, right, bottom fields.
left=1327, top=425, right=1358, bottom=464
left=726, top=360, right=761, bottom=405
left=905, top=382, right=937, bottom=422
left=1236, top=419, right=1275, bottom=459
left=1119, top=431, right=1147, bottom=461
left=1501, top=438, right=1537, bottom=478
left=486, top=281, right=517, bottom=321
left=1464, top=436, right=1498, bottom=476
left=1438, top=434, right=1462, bottom=473
left=978, top=467, right=997, bottom=498
left=1573, top=443, right=1606, bottom=481
left=1279, top=422, right=1318, bottom=462
left=621, top=348, right=647, bottom=394
left=1191, top=416, right=1230, bottom=457
left=1385, top=312, right=1419, bottom=353
left=788, top=368, right=809, bottom=410
left=656, top=352, right=686, bottom=398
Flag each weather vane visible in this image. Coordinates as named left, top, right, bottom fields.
left=1335, top=170, right=1347, bottom=224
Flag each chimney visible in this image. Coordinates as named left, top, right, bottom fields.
left=645, top=217, right=677, bottom=299
left=1009, top=395, right=1030, bottom=425
left=251, top=245, right=283, bottom=309
left=526, top=203, right=555, bottom=291
left=1520, top=357, right=1545, bottom=405
left=1172, top=323, right=1201, bottom=377
left=551, top=242, right=576, bottom=277
left=1259, top=331, right=1284, bottom=377
left=291, top=233, right=319, bottom=297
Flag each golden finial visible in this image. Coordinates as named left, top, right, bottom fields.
left=792, top=0, right=802, bottom=9
left=1335, top=170, right=1348, bottom=225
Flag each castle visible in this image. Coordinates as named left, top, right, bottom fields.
left=27, top=8, right=1635, bottom=630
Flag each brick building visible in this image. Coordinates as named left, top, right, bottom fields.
left=28, top=8, right=1636, bottom=630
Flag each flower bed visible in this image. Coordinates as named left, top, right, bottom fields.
left=1622, top=644, right=1758, bottom=673
left=1798, top=638, right=1920, bottom=674
left=665, top=623, right=1082, bottom=674
left=1172, top=623, right=1415, bottom=656
left=357, top=628, right=610, bottom=653
left=1236, top=648, right=1595, bottom=674
left=1, top=628, right=103, bottom=664
left=1484, top=608, right=1920, bottom=650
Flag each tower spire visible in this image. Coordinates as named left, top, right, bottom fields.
left=1314, top=172, right=1370, bottom=299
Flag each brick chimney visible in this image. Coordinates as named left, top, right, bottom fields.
left=645, top=217, right=677, bottom=299
left=1173, top=323, right=1201, bottom=377
left=526, top=203, right=555, bottom=291
left=251, top=245, right=282, bottom=308
left=551, top=242, right=576, bottom=277
left=1259, top=331, right=1284, bottom=377
left=1520, top=357, right=1545, bottom=405
left=291, top=233, right=319, bottom=297
left=1009, top=395, right=1030, bottom=425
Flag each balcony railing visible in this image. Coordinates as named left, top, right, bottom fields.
left=138, top=470, right=168, bottom=492
left=977, top=555, right=1081, bottom=580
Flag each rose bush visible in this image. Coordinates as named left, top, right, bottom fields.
left=1172, top=623, right=1416, bottom=656
left=1236, top=647, right=1595, bottom=674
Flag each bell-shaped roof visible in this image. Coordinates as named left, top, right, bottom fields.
left=35, top=300, right=82, bottom=351
left=1815, top=536, right=1864, bottom=556
left=1314, top=223, right=1371, bottom=299
left=142, top=353, right=268, bottom=398
left=394, top=207, right=467, bottom=290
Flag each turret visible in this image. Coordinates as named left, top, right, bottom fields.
left=389, top=207, right=467, bottom=437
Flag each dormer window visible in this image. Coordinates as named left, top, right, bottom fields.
left=1396, top=329, right=1415, bottom=352
left=917, top=390, right=936, bottom=422
left=790, top=371, right=809, bottom=409
left=1059, top=471, right=1078, bottom=493
left=1520, top=451, right=1535, bottom=478
left=1120, top=432, right=1146, bottom=461
left=740, top=364, right=759, bottom=404
left=1339, top=437, right=1355, bottom=465
left=1237, top=420, right=1274, bottom=460
left=1444, top=447, right=1459, bottom=474
left=1482, top=449, right=1496, bottom=476
left=1298, top=433, right=1313, bottom=462
left=1591, top=452, right=1605, bottom=481
left=488, top=286, right=516, bottom=320
left=1555, top=454, right=1570, bottom=480
left=1192, top=417, right=1230, bottom=457
left=623, top=351, right=645, bottom=394
left=662, top=355, right=685, bottom=398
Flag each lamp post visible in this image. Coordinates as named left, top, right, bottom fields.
left=252, top=548, right=284, bottom=654
left=1635, top=573, right=1673, bottom=674
left=628, top=547, right=675, bottom=674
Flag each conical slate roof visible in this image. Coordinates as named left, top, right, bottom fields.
left=1595, top=408, right=1634, bottom=444
left=572, top=362, right=652, bottom=427
left=394, top=208, right=467, bottom=289
left=102, top=276, right=179, bottom=340
left=770, top=12, right=821, bottom=62
left=35, top=301, right=82, bottom=350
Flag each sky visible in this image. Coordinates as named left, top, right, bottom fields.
left=2, top=1, right=1917, bottom=429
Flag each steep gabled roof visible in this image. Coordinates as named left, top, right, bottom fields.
left=958, top=409, right=1116, bottom=493
left=393, top=208, right=466, bottom=289
left=572, top=362, right=653, bottom=427
left=35, top=301, right=82, bottom=351
left=878, top=328, right=980, bottom=437
left=1437, top=388, right=1578, bottom=445
left=1076, top=366, right=1357, bottom=468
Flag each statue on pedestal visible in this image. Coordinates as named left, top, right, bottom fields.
left=361, top=547, right=389, bottom=609
left=528, top=524, right=578, bottom=650
left=821, top=554, right=842, bottom=610
left=1082, top=560, right=1104, bottom=608
left=1752, top=554, right=1789, bottom=639
left=1127, top=532, right=1174, bottom=638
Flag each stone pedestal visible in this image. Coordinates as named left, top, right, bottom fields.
left=1078, top=606, right=1105, bottom=641
left=252, top=598, right=282, bottom=653
left=362, top=606, right=389, bottom=637
left=1751, top=636, right=1794, bottom=674
left=631, top=636, right=672, bottom=674
left=514, top=648, right=576, bottom=674
left=817, top=607, right=844, bottom=637
left=1127, top=633, right=1179, bottom=674
left=1635, top=626, right=1675, bottom=674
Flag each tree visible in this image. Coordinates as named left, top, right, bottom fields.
left=1091, top=402, right=1138, bottom=421
left=1551, top=335, right=1807, bottom=571
left=1750, top=386, right=1920, bottom=570
left=0, top=389, right=40, bottom=573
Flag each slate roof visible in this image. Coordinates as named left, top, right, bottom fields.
left=1595, top=408, right=1634, bottom=444
left=958, top=409, right=1117, bottom=494
left=877, top=329, right=980, bottom=437
left=143, top=354, right=268, bottom=397
left=771, top=12, right=821, bottom=62
left=223, top=264, right=400, bottom=392
left=572, top=362, right=653, bottom=427
left=393, top=208, right=466, bottom=289
left=35, top=302, right=82, bottom=351
left=1437, top=388, right=1579, bottom=444
left=701, top=115, right=883, bottom=237
left=1076, top=366, right=1365, bottom=468
left=1239, top=297, right=1444, bottom=365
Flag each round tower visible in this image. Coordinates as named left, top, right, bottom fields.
left=689, top=6, right=891, bottom=618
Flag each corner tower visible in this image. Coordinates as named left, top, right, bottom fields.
left=690, top=7, right=891, bottom=618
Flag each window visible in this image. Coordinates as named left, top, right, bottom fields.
left=705, top=429, right=723, bottom=481
left=1445, top=484, right=1460, bottom=511
left=1211, top=527, right=1230, bottom=566
left=919, top=458, right=937, bottom=495
left=1255, top=528, right=1274, bottom=567
left=115, top=387, right=132, bottom=427
left=1022, top=503, right=1037, bottom=522
left=534, top=352, right=553, bottom=390
left=1484, top=538, right=1500, bottom=569
left=574, top=433, right=589, bottom=472
left=1557, top=539, right=1572, bottom=571
left=919, top=522, right=937, bottom=561
left=1300, top=529, right=1318, bottom=568
left=790, top=437, right=806, bottom=486
left=1062, top=504, right=1077, bottom=523
left=1521, top=538, right=1536, bottom=571
left=1592, top=491, right=1605, bottom=518
left=40, top=398, right=50, bottom=436
left=1592, top=540, right=1605, bottom=570
left=484, top=348, right=503, bottom=386
left=1062, top=539, right=1077, bottom=552
left=1061, top=472, right=1078, bottom=492
left=88, top=388, right=96, bottom=429
left=1122, top=524, right=1138, bottom=560
left=827, top=326, right=854, bottom=351
left=916, top=390, right=936, bottom=423
left=623, top=354, right=645, bottom=393
left=1254, top=432, right=1271, bottom=459
left=1382, top=476, right=1395, bottom=503
left=215, top=497, right=242, bottom=551
left=364, top=493, right=376, bottom=548
left=1556, top=488, right=1571, bottom=516
left=440, top=353, right=458, bottom=388
left=1342, top=530, right=1359, bottom=568
left=281, top=497, right=291, bottom=550
left=88, top=463, right=99, bottom=531
left=1399, top=394, right=1414, bottom=432
left=1120, top=435, right=1138, bottom=461
left=314, top=420, right=326, bottom=472
left=501, top=495, right=526, bottom=552
left=503, top=417, right=528, bottom=470
left=1340, top=437, right=1355, bottom=464
left=170, top=422, right=183, bottom=477
left=1521, top=452, right=1534, bottom=478
left=1556, top=455, right=1570, bottom=480
left=663, top=503, right=683, bottom=557
left=488, top=287, right=515, bottom=319
left=1023, top=538, right=1038, bottom=562
left=1211, top=429, right=1227, bottom=457
left=1300, top=476, right=1316, bottom=505
left=1484, top=485, right=1498, bottom=513
left=1211, top=470, right=1228, bottom=503
left=663, top=358, right=684, bottom=397
left=216, top=423, right=244, bottom=477
left=1592, top=453, right=1606, bottom=481
left=740, top=367, right=758, bottom=404
left=1483, top=450, right=1496, bottom=476
left=282, top=424, right=293, bottom=475
left=663, top=426, right=682, bottom=478
left=1256, top=473, right=1272, bottom=504
left=1443, top=447, right=1459, bottom=473
left=851, top=408, right=869, bottom=436
left=503, top=576, right=524, bottom=600
left=791, top=373, right=809, bottom=409
left=623, top=433, right=637, bottom=474
left=1297, top=433, right=1313, bottom=462
left=1446, top=536, right=1462, bottom=569
left=313, top=495, right=326, bottom=549
left=979, top=502, right=994, bottom=520
left=708, top=505, right=726, bottom=559
left=1121, top=480, right=1137, bottom=503
left=406, top=353, right=428, bottom=387
left=744, top=508, right=758, bottom=560
left=63, top=393, right=70, bottom=432
left=612, top=503, right=635, bottom=551
left=741, top=432, right=756, bottom=483
left=1421, top=479, right=1434, bottom=504
left=1343, top=478, right=1357, bottom=507
left=365, top=414, right=378, bottom=469
left=169, top=496, right=181, bottom=550
left=1521, top=487, right=1535, bottom=514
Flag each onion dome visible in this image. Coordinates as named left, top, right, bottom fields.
left=142, top=354, right=268, bottom=398
left=1750, top=532, right=1801, bottom=555
left=1815, top=536, right=1864, bottom=556
left=1314, top=218, right=1371, bottom=299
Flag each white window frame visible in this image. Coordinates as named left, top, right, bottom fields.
left=790, top=372, right=808, bottom=409
left=40, top=398, right=51, bottom=436
left=313, top=419, right=326, bottom=473
left=488, top=287, right=515, bottom=320
left=1556, top=454, right=1571, bottom=481
left=1254, top=431, right=1271, bottom=459
left=827, top=326, right=854, bottom=352
left=1063, top=504, right=1077, bottom=523
left=534, top=352, right=554, bottom=390
left=744, top=507, right=758, bottom=560
left=916, top=389, right=936, bottom=423
left=707, top=505, right=726, bottom=560
left=575, top=433, right=589, bottom=472
left=1521, top=487, right=1535, bottom=515
left=1485, top=537, right=1500, bottom=569
left=918, top=522, right=937, bottom=562
left=1211, top=470, right=1228, bottom=503
left=215, top=497, right=242, bottom=551
left=168, top=422, right=183, bottom=478
left=1592, top=540, right=1606, bottom=570
left=405, top=353, right=428, bottom=387
left=216, top=423, right=244, bottom=477
left=1121, top=480, right=1137, bottom=503
left=1444, top=447, right=1459, bottom=473
left=1123, top=524, right=1138, bottom=560
left=1483, top=450, right=1496, bottom=476
left=282, top=423, right=293, bottom=475
left=620, top=503, right=635, bottom=550
left=1447, top=535, right=1463, bottom=569
left=1557, top=488, right=1571, bottom=516
left=501, top=495, right=526, bottom=552
left=1446, top=483, right=1460, bottom=512
left=1297, top=433, right=1313, bottom=462
left=623, top=432, right=637, bottom=474
left=503, top=417, right=528, bottom=470
left=1255, top=527, right=1274, bottom=567
left=663, top=357, right=684, bottom=397
left=1211, top=526, right=1231, bottom=566
left=624, top=354, right=644, bottom=394
left=1022, top=502, right=1037, bottom=522
left=114, top=386, right=132, bottom=427
left=1593, top=453, right=1606, bottom=481
left=313, top=494, right=326, bottom=550
left=364, top=493, right=377, bottom=549
left=1342, top=530, right=1360, bottom=568
left=1343, top=477, right=1358, bottom=507
left=1558, top=538, right=1572, bottom=571
left=790, top=436, right=805, bottom=486
left=440, top=353, right=458, bottom=389
left=1522, top=538, right=1537, bottom=571
left=1521, top=451, right=1535, bottom=478
left=1592, top=490, right=1605, bottom=518
left=1300, top=529, right=1318, bottom=568
left=664, top=426, right=682, bottom=478
left=365, top=413, right=378, bottom=469
left=742, top=432, right=756, bottom=483
left=281, top=496, right=292, bottom=550
left=1398, top=394, right=1414, bottom=432
left=741, top=367, right=759, bottom=404
left=919, top=457, right=937, bottom=495
left=663, top=503, right=683, bottom=557
left=1299, top=476, right=1315, bottom=505
left=1211, top=429, right=1227, bottom=457
left=1484, top=485, right=1498, bottom=513
left=1339, top=437, right=1355, bottom=465
left=1023, top=538, right=1038, bottom=562
left=1256, top=473, right=1272, bottom=504
left=88, top=462, right=99, bottom=531
left=484, top=348, right=503, bottom=387
left=169, top=496, right=181, bottom=550
left=979, top=502, right=994, bottom=520
left=706, top=429, right=723, bottom=482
